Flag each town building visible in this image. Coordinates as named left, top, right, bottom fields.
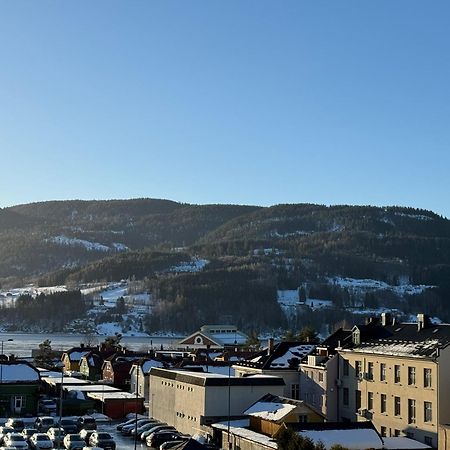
left=234, top=340, right=315, bottom=399
left=178, top=325, right=248, bottom=350
left=149, top=367, right=285, bottom=435
left=338, top=313, right=450, bottom=448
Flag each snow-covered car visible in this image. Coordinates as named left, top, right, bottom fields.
left=3, top=432, right=29, bottom=449
left=29, top=433, right=54, bottom=450
left=0, top=427, right=15, bottom=444
left=47, top=427, right=65, bottom=446
left=79, top=429, right=95, bottom=444
left=22, top=428, right=39, bottom=442
left=88, top=432, right=115, bottom=450
left=63, top=434, right=86, bottom=450
left=35, top=417, right=55, bottom=433
left=5, top=419, right=25, bottom=432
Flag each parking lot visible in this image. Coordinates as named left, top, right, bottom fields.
left=99, top=421, right=148, bottom=450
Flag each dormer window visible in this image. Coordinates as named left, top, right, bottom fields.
left=352, top=328, right=361, bottom=346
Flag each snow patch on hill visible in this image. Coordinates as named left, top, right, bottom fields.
left=170, top=257, right=209, bottom=273
left=48, top=235, right=128, bottom=252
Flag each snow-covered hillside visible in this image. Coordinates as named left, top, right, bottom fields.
left=47, top=235, right=129, bottom=252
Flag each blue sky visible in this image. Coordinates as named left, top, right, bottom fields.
left=1, top=1, right=449, bottom=216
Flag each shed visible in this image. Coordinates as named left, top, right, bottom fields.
left=87, top=391, right=144, bottom=419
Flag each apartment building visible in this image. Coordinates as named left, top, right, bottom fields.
left=338, top=314, right=450, bottom=448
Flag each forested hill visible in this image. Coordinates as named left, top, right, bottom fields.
left=2, top=199, right=450, bottom=330
left=1, top=199, right=450, bottom=289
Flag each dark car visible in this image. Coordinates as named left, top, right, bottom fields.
left=141, top=425, right=174, bottom=441
left=89, top=432, right=116, bottom=450
left=147, top=431, right=186, bottom=449
left=76, top=417, right=96, bottom=432
left=59, top=419, right=78, bottom=434
left=63, top=433, right=86, bottom=450
left=5, top=419, right=25, bottom=432
left=122, top=418, right=152, bottom=435
left=35, top=417, right=55, bottom=433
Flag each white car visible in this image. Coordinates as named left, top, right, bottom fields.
left=30, top=433, right=54, bottom=450
left=3, top=432, right=29, bottom=449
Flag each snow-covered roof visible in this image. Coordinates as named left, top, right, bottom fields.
left=141, top=360, right=164, bottom=374
left=68, top=351, right=90, bottom=361
left=244, top=401, right=296, bottom=421
left=212, top=422, right=276, bottom=449
left=88, top=391, right=143, bottom=400
left=299, top=429, right=383, bottom=450
left=351, top=340, right=441, bottom=358
left=0, top=363, right=40, bottom=382
left=382, top=438, right=431, bottom=449
left=270, top=344, right=315, bottom=368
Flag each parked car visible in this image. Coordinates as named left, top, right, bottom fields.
left=88, top=432, right=115, bottom=450
left=160, top=439, right=190, bottom=450
left=122, top=418, right=153, bottom=435
left=79, top=429, right=95, bottom=444
left=59, top=420, right=78, bottom=434
left=76, top=417, right=96, bottom=432
left=3, top=432, right=29, bottom=449
left=29, top=433, right=54, bottom=450
left=47, top=427, right=66, bottom=446
left=35, top=417, right=55, bottom=433
left=147, top=431, right=186, bottom=449
left=140, top=425, right=175, bottom=441
left=39, top=399, right=57, bottom=414
left=5, top=419, right=25, bottom=432
left=116, top=418, right=136, bottom=431
left=132, top=420, right=161, bottom=437
left=82, top=447, right=102, bottom=450
left=63, top=434, right=86, bottom=450
left=22, top=428, right=39, bottom=443
left=0, top=427, right=15, bottom=445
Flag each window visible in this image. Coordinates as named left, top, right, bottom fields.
left=394, top=430, right=401, bottom=437
left=394, top=396, right=401, bottom=416
left=408, top=367, right=416, bottom=385
left=318, top=372, right=324, bottom=382
left=424, top=401, right=432, bottom=422
left=380, top=363, right=386, bottom=382
left=368, top=392, right=374, bottom=411
left=291, top=384, right=300, bottom=400
left=343, top=388, right=349, bottom=406
left=298, top=415, right=308, bottom=423
left=380, top=427, right=387, bottom=437
left=394, top=365, right=401, bottom=383
left=14, top=396, right=25, bottom=411
left=424, top=368, right=432, bottom=388
left=355, top=361, right=362, bottom=378
left=367, top=362, right=374, bottom=380
left=343, top=359, right=349, bottom=376
left=424, top=437, right=433, bottom=447
left=408, top=399, right=416, bottom=424
left=380, top=393, right=387, bottom=413
left=355, top=390, right=361, bottom=412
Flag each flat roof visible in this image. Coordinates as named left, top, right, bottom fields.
left=42, top=377, right=89, bottom=386
left=64, top=385, right=120, bottom=392
left=87, top=392, right=144, bottom=401
left=150, top=368, right=285, bottom=387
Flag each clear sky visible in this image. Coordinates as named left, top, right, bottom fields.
left=1, top=1, right=449, bottom=216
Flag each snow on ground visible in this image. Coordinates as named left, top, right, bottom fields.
left=328, top=276, right=433, bottom=296
left=394, top=212, right=433, bottom=221
left=277, top=290, right=299, bottom=306
left=304, top=298, right=333, bottom=310
left=170, top=257, right=209, bottom=272
left=47, top=235, right=128, bottom=252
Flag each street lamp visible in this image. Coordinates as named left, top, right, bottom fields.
left=55, top=362, right=65, bottom=450
left=0, top=339, right=14, bottom=384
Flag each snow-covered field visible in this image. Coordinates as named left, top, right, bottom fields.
left=170, top=257, right=209, bottom=272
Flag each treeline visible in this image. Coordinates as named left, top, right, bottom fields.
left=145, top=265, right=286, bottom=333
left=0, top=290, right=87, bottom=331
left=38, top=251, right=191, bottom=286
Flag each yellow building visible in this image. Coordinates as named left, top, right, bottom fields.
left=338, top=314, right=450, bottom=449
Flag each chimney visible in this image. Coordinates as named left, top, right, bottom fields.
left=267, top=338, right=274, bottom=356
left=381, top=313, right=391, bottom=327
left=417, top=313, right=429, bottom=331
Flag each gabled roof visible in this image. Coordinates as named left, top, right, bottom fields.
left=235, top=341, right=315, bottom=370
left=178, top=325, right=248, bottom=347
left=63, top=347, right=97, bottom=362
